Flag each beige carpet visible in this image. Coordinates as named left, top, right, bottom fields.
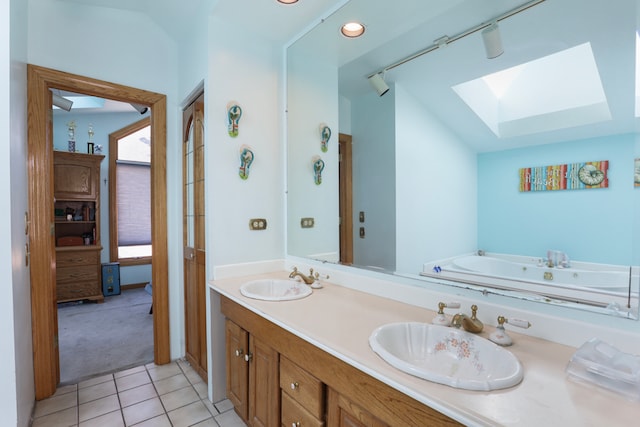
left=57, top=288, right=154, bottom=385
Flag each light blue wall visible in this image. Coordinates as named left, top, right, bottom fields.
left=351, top=87, right=396, bottom=270
left=52, top=112, right=153, bottom=286
left=478, top=133, right=637, bottom=265
left=395, top=83, right=477, bottom=274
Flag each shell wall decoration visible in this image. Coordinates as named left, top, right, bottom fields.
left=319, top=123, right=331, bottom=153
left=227, top=102, right=242, bottom=137
left=239, top=145, right=254, bottom=180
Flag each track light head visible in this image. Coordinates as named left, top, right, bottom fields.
left=130, top=103, right=149, bottom=114
left=482, top=22, right=504, bottom=59
left=368, top=73, right=390, bottom=97
left=52, top=93, right=73, bottom=111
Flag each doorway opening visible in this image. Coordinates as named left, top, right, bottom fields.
left=28, top=65, right=170, bottom=399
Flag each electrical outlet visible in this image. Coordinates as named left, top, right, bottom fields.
left=301, top=217, right=315, bottom=228
left=249, top=218, right=267, bottom=230
left=359, top=227, right=365, bottom=238
left=359, top=211, right=365, bottom=222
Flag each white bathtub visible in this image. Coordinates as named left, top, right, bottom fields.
left=450, top=255, right=631, bottom=291
left=422, top=253, right=639, bottom=313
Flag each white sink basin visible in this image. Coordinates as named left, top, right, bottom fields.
left=369, top=322, right=523, bottom=391
left=240, top=279, right=312, bottom=301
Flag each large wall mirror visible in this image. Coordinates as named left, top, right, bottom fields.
left=287, top=0, right=640, bottom=319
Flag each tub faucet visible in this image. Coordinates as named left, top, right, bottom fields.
left=289, top=267, right=315, bottom=285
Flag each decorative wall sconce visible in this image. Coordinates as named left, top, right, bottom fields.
left=227, top=102, right=243, bottom=137
left=312, top=156, right=325, bottom=185
left=239, top=145, right=254, bottom=180
left=319, top=123, right=331, bottom=152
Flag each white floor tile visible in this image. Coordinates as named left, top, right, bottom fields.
left=78, top=394, right=120, bottom=423
left=31, top=406, right=77, bottom=427
left=214, top=399, right=234, bottom=414
left=152, top=373, right=190, bottom=395
left=79, top=410, right=124, bottom=427
left=79, top=374, right=114, bottom=389
left=131, top=414, right=172, bottom=427
left=115, top=370, right=151, bottom=392
left=34, top=391, right=78, bottom=418
left=159, top=385, right=199, bottom=412
left=42, top=363, right=239, bottom=427
left=78, top=380, right=117, bottom=404
left=214, top=409, right=246, bottom=427
left=122, top=397, right=165, bottom=426
left=167, top=400, right=213, bottom=427
left=118, top=383, right=158, bottom=408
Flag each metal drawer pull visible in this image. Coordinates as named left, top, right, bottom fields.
left=292, top=423, right=300, bottom=427
left=235, top=349, right=243, bottom=357
left=290, top=382, right=299, bottom=390
left=244, top=353, right=252, bottom=362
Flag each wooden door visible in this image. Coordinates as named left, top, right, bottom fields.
left=339, top=133, right=354, bottom=265
left=225, top=319, right=249, bottom=421
left=27, top=65, right=170, bottom=400
left=248, top=335, right=280, bottom=427
left=183, top=93, right=207, bottom=381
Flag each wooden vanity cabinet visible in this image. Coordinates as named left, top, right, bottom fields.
left=280, top=356, right=325, bottom=427
left=221, top=296, right=461, bottom=427
left=327, top=388, right=389, bottom=427
left=225, top=319, right=280, bottom=427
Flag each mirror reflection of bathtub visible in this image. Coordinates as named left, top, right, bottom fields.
left=421, top=253, right=639, bottom=319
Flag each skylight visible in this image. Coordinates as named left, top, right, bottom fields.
left=453, top=42, right=611, bottom=138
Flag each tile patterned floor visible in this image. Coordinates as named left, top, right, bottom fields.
left=32, top=359, right=247, bottom=427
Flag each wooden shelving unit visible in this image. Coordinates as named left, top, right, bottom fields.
left=54, top=151, right=105, bottom=303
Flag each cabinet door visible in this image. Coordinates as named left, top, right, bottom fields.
left=226, top=319, right=249, bottom=421
left=248, top=335, right=280, bottom=427
left=327, top=388, right=390, bottom=427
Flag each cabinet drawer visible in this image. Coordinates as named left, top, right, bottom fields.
left=281, top=392, right=324, bottom=427
left=57, top=280, right=100, bottom=300
left=280, top=356, right=324, bottom=419
left=57, top=250, right=99, bottom=268
left=57, top=265, right=99, bottom=284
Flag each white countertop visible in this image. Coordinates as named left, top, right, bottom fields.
left=209, top=272, right=640, bottom=426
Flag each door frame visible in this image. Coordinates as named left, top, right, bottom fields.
left=27, top=64, right=170, bottom=399
left=339, top=133, right=353, bottom=265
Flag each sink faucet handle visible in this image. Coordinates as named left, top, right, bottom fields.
left=432, top=302, right=460, bottom=326
left=489, top=316, right=531, bottom=346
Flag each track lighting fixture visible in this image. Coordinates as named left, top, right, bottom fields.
left=52, top=93, right=73, bottom=111
left=368, top=73, right=390, bottom=97
left=482, top=22, right=504, bottom=59
left=130, top=103, right=149, bottom=114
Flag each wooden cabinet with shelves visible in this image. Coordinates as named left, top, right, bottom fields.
left=54, top=151, right=104, bottom=303
left=225, top=319, right=280, bottom=427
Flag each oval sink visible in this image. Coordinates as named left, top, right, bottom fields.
left=369, top=322, right=523, bottom=391
left=240, top=279, right=312, bottom=301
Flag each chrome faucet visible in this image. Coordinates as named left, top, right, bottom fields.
left=288, top=267, right=316, bottom=285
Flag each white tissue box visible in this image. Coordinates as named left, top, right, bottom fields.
left=566, top=338, right=640, bottom=401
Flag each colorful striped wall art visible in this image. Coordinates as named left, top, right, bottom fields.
left=519, top=160, right=609, bottom=192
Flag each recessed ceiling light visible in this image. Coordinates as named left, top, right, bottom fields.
left=341, top=22, right=365, bottom=38
left=277, top=0, right=299, bottom=4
